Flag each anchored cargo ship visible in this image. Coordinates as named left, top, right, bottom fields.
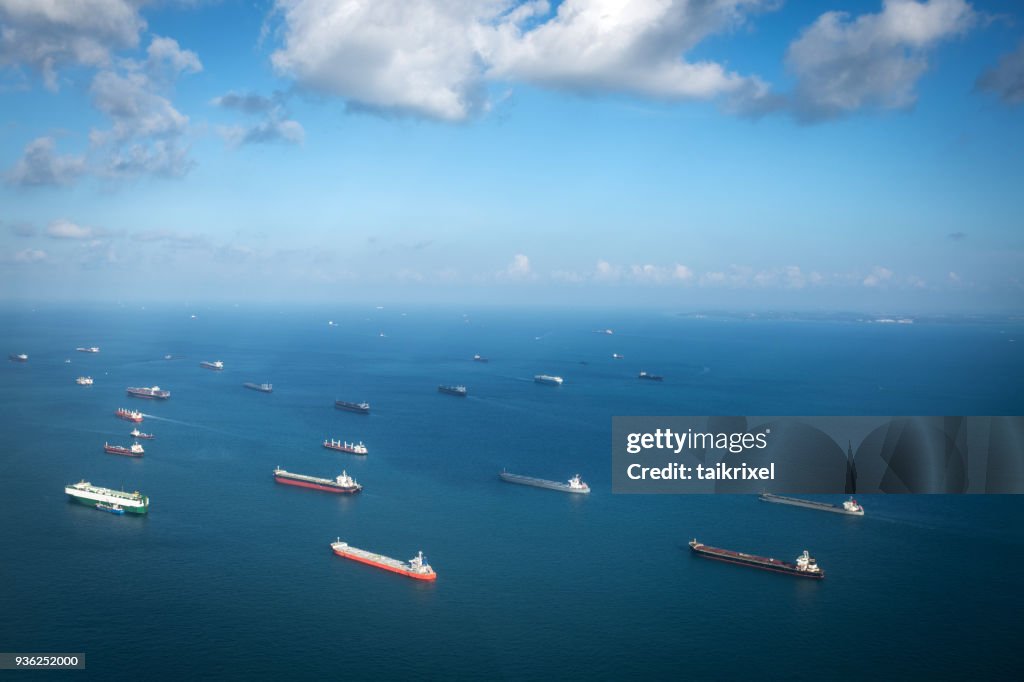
left=534, top=374, right=564, bottom=385
left=9, top=353, right=28, bottom=362
left=76, top=376, right=94, bottom=385
left=105, top=442, right=144, bottom=457
left=126, top=385, right=170, bottom=399
left=759, top=493, right=864, bottom=516
left=688, top=539, right=824, bottom=579
left=335, top=400, right=370, bottom=414
left=438, top=384, right=467, bottom=396
left=638, top=371, right=664, bottom=381
left=115, top=408, right=144, bottom=423
left=244, top=382, right=273, bottom=393
left=200, top=360, right=224, bottom=370
left=76, top=346, right=100, bottom=353
left=330, top=539, right=436, bottom=581
left=130, top=428, right=154, bottom=440
left=500, top=472, right=590, bottom=494
left=323, top=439, right=368, bottom=455
left=65, top=480, right=148, bottom=514
left=274, top=467, right=361, bottom=493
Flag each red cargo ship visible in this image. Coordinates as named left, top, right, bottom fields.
left=330, top=539, right=436, bottom=581
left=104, top=442, right=144, bottom=457
left=273, top=467, right=361, bottom=494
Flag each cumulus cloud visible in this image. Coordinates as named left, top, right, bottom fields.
left=499, top=253, right=533, bottom=279
left=270, top=0, right=775, bottom=121
left=14, top=248, right=47, bottom=263
left=213, top=91, right=279, bottom=114
left=214, top=90, right=304, bottom=147
left=0, top=0, right=145, bottom=90
left=595, top=259, right=623, bottom=281
left=673, top=264, right=695, bottom=282
left=271, top=0, right=495, bottom=121
left=46, top=219, right=96, bottom=240
left=976, top=40, right=1024, bottom=105
left=6, top=136, right=85, bottom=186
left=786, top=0, right=977, bottom=121
left=88, top=35, right=201, bottom=178
left=863, top=265, right=895, bottom=287
left=488, top=0, right=771, bottom=104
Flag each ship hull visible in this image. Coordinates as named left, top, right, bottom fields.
left=105, top=447, right=142, bottom=458
left=438, top=388, right=467, bottom=396
left=127, top=392, right=169, bottom=400
left=499, top=472, right=590, bottom=494
left=323, top=445, right=366, bottom=455
left=244, top=383, right=273, bottom=393
left=760, top=494, right=863, bottom=516
left=115, top=412, right=143, bottom=423
left=331, top=548, right=436, bottom=581
left=67, top=493, right=148, bottom=515
left=689, top=544, right=824, bottom=579
left=274, top=475, right=360, bottom=494
left=335, top=403, right=370, bottom=414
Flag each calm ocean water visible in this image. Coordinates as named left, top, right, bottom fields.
left=1, top=305, right=1022, bottom=679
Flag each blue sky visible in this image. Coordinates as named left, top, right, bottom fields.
left=1, top=0, right=1022, bottom=311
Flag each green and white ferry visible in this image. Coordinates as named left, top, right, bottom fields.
left=65, top=480, right=149, bottom=515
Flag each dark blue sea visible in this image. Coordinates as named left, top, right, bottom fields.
left=1, top=305, right=1022, bottom=679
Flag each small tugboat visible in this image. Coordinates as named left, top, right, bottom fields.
left=76, top=376, right=94, bottom=385
left=638, top=371, right=664, bottom=382
left=473, top=354, right=488, bottom=363
left=104, top=442, right=144, bottom=457
left=323, top=439, right=368, bottom=455
left=95, top=502, right=125, bottom=515
left=9, top=353, right=28, bottom=362
left=130, top=428, right=155, bottom=440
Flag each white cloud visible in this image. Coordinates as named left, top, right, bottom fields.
left=673, top=264, right=695, bottom=282
left=0, top=0, right=145, bottom=90
left=88, top=36, right=201, bottom=178
left=14, top=248, right=47, bottom=263
left=594, top=259, right=622, bottom=281
left=271, top=0, right=495, bottom=121
left=976, top=40, right=1024, bottom=105
left=214, top=90, right=305, bottom=147
left=46, top=219, right=94, bottom=240
left=270, top=0, right=774, bottom=121
left=499, top=253, right=533, bottom=279
left=863, top=265, right=895, bottom=287
left=6, top=136, right=85, bottom=186
left=488, top=0, right=771, bottom=104
left=786, top=0, right=977, bottom=121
